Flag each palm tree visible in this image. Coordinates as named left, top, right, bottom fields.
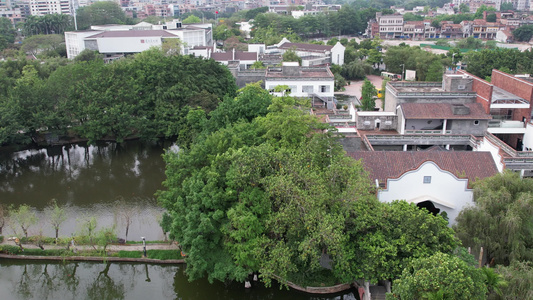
left=482, top=267, right=508, bottom=297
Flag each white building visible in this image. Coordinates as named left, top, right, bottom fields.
left=64, top=21, right=213, bottom=59
left=349, top=151, right=499, bottom=225
left=267, top=38, right=345, bottom=66
left=30, top=0, right=72, bottom=16
left=265, top=62, right=334, bottom=99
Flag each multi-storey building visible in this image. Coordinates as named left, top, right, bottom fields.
left=376, top=13, right=404, bottom=39
left=29, top=0, right=72, bottom=16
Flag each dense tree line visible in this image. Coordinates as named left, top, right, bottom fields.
left=0, top=49, right=237, bottom=146
left=158, top=84, right=459, bottom=288
left=250, top=5, right=378, bottom=43
left=464, top=48, right=533, bottom=79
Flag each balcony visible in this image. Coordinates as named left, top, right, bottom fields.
left=487, top=120, right=526, bottom=134
left=405, top=130, right=452, bottom=134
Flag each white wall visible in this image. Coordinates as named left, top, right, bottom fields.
left=475, top=137, right=505, bottom=172
left=522, top=122, right=533, bottom=151
left=96, top=36, right=163, bottom=54
left=378, top=161, right=474, bottom=225
left=266, top=79, right=334, bottom=98
left=331, top=42, right=345, bottom=66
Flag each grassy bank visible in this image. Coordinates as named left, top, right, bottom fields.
left=0, top=245, right=182, bottom=260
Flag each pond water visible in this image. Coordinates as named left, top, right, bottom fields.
left=0, top=140, right=171, bottom=241
left=0, top=140, right=359, bottom=299
left=0, top=260, right=359, bottom=300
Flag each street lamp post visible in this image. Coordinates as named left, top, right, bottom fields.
left=142, top=237, right=147, bottom=258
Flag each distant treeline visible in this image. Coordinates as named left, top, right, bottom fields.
left=0, top=49, right=238, bottom=146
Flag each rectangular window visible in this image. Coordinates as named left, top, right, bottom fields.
left=423, top=176, right=431, bottom=184
left=302, top=85, right=314, bottom=93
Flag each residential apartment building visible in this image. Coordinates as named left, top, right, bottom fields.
left=376, top=13, right=404, bottom=39
left=29, top=0, right=72, bottom=16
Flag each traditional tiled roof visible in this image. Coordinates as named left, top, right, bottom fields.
left=347, top=151, right=498, bottom=188
left=278, top=42, right=333, bottom=53
left=86, top=30, right=178, bottom=38
left=400, top=103, right=492, bottom=120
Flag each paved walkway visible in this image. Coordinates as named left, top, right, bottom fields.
left=1, top=239, right=180, bottom=252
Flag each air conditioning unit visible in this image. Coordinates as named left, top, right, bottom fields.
left=457, top=85, right=465, bottom=90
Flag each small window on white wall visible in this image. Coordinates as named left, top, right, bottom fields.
left=302, top=85, right=313, bottom=93
left=423, top=176, right=431, bottom=184
left=474, top=120, right=480, bottom=125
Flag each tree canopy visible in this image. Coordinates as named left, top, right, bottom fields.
left=390, top=252, right=487, bottom=300
left=158, top=85, right=456, bottom=287
left=76, top=1, right=130, bottom=30
left=0, top=49, right=237, bottom=146
left=454, top=171, right=533, bottom=266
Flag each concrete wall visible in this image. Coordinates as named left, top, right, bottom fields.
left=356, top=114, right=397, bottom=130
left=443, top=75, right=473, bottom=92
left=378, top=161, right=474, bottom=226
left=405, top=119, right=443, bottom=131
left=523, top=123, right=533, bottom=151
left=449, top=119, right=488, bottom=136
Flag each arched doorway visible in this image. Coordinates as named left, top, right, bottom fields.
left=417, top=200, right=440, bottom=216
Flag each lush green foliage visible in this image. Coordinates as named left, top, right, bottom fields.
left=117, top=249, right=181, bottom=260
left=250, top=5, right=376, bottom=42
left=454, top=171, right=533, bottom=266
left=383, top=45, right=443, bottom=81
left=513, top=25, right=533, bottom=42
left=0, top=49, right=237, bottom=146
left=389, top=252, right=487, bottom=300
left=464, top=48, right=533, bottom=79
left=345, top=200, right=457, bottom=283
left=341, top=60, right=373, bottom=80
left=0, top=18, right=16, bottom=51
left=360, top=78, right=377, bottom=111
left=9, top=204, right=38, bottom=238
left=495, top=261, right=533, bottom=299
left=22, top=14, right=72, bottom=36
left=182, top=15, right=201, bottom=24
left=159, top=86, right=457, bottom=287
left=76, top=2, right=131, bottom=30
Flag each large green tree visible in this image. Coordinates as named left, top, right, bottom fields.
left=344, top=200, right=457, bottom=284
left=0, top=17, right=16, bottom=50
left=158, top=92, right=375, bottom=285
left=76, top=1, right=129, bottom=30
left=513, top=25, right=533, bottom=42
left=454, top=171, right=533, bottom=266
left=389, top=252, right=487, bottom=300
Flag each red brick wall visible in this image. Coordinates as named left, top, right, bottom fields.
left=492, top=69, right=533, bottom=123
left=459, top=70, right=492, bottom=114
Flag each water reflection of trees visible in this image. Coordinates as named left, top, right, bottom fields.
left=0, top=141, right=167, bottom=210
left=6, top=262, right=178, bottom=300
left=85, top=263, right=125, bottom=300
